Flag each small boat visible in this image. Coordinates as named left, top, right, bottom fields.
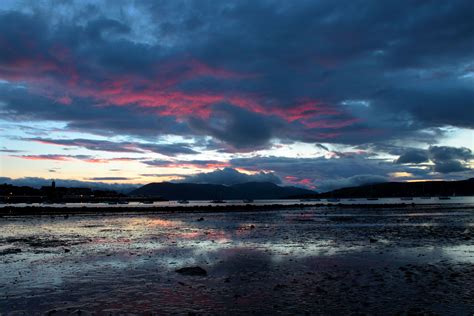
left=366, top=197, right=379, bottom=201
left=141, top=201, right=154, bottom=204
left=108, top=201, right=118, bottom=205
left=178, top=200, right=189, bottom=204
left=300, top=198, right=320, bottom=202
left=327, top=198, right=340, bottom=202
left=211, top=199, right=226, bottom=204
left=400, top=197, right=413, bottom=201
left=118, top=201, right=129, bottom=205
left=420, top=197, right=431, bottom=200
left=438, top=196, right=451, bottom=200
left=243, top=199, right=254, bottom=203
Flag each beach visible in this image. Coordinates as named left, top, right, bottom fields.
left=1, top=203, right=473, bottom=315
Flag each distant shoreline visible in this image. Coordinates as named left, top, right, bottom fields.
left=1, top=202, right=473, bottom=216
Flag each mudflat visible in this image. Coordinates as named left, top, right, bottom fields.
left=1, top=204, right=473, bottom=315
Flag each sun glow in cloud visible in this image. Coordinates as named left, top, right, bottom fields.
left=390, top=172, right=415, bottom=178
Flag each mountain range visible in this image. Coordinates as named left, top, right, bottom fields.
left=130, top=181, right=315, bottom=200
left=294, top=178, right=474, bottom=199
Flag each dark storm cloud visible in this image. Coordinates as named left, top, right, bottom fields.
left=396, top=149, right=430, bottom=164
left=155, top=0, right=474, bottom=133
left=373, top=85, right=474, bottom=129
left=433, top=160, right=469, bottom=173
left=0, top=11, right=47, bottom=65
left=0, top=1, right=472, bottom=150
left=179, top=167, right=281, bottom=185
left=84, top=18, right=131, bottom=42
left=429, top=146, right=473, bottom=162
left=188, top=103, right=278, bottom=151
left=429, top=146, right=473, bottom=174
left=396, top=146, right=473, bottom=174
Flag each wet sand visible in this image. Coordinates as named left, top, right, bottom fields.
left=1, top=205, right=473, bottom=315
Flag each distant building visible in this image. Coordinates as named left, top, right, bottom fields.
left=40, top=180, right=57, bottom=200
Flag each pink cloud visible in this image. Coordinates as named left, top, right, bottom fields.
left=0, top=50, right=360, bottom=134
left=12, top=154, right=73, bottom=161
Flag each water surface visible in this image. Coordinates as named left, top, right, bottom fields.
left=1, top=204, right=473, bottom=314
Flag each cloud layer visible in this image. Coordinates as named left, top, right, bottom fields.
left=1, top=1, right=472, bottom=148
left=0, top=1, right=472, bottom=189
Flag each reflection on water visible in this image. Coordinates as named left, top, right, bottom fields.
left=132, top=217, right=182, bottom=228
left=0, top=205, right=473, bottom=314
left=2, top=196, right=474, bottom=208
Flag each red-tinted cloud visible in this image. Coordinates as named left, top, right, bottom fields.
left=1, top=50, right=357, bottom=132
left=284, top=175, right=316, bottom=189
left=12, top=154, right=74, bottom=161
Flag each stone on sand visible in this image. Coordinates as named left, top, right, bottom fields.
left=175, top=266, right=207, bottom=276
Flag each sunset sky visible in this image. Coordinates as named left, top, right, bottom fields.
left=0, top=0, right=473, bottom=191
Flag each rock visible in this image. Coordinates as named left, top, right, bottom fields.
left=64, top=248, right=71, bottom=253
left=274, top=283, right=287, bottom=290
left=369, top=238, right=377, bottom=243
left=175, top=266, right=207, bottom=276
left=197, top=217, right=204, bottom=222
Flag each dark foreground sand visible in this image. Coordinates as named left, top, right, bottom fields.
left=1, top=204, right=473, bottom=315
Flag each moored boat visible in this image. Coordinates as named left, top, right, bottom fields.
left=211, top=199, right=226, bottom=204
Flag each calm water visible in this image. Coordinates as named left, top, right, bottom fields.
left=1, top=204, right=473, bottom=314
left=2, top=196, right=474, bottom=208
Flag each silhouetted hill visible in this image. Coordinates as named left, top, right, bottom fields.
left=0, top=183, right=124, bottom=203
left=130, top=181, right=315, bottom=200
left=294, top=178, right=474, bottom=199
